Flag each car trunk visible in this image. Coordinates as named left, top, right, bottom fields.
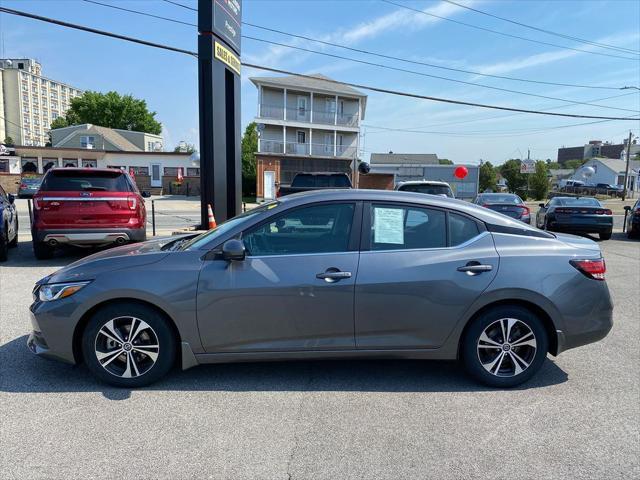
left=554, top=206, right=611, bottom=226
left=484, top=204, right=526, bottom=219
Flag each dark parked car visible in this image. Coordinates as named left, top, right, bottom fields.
left=395, top=180, right=454, bottom=198
left=17, top=177, right=42, bottom=199
left=625, top=200, right=640, bottom=239
left=0, top=184, right=19, bottom=261
left=31, top=168, right=147, bottom=259
left=536, top=197, right=613, bottom=240
left=29, top=190, right=613, bottom=388
left=277, top=172, right=352, bottom=197
left=473, top=193, right=530, bottom=224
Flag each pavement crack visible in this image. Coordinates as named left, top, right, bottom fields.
left=285, top=364, right=314, bottom=480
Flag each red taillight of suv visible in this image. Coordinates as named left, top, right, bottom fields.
left=570, top=258, right=606, bottom=281
left=127, top=195, right=137, bottom=210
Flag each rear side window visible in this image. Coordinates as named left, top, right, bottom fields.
left=449, top=213, right=480, bottom=246
left=370, top=205, right=446, bottom=250
left=243, top=203, right=355, bottom=256
left=399, top=184, right=453, bottom=197
left=40, top=171, right=133, bottom=192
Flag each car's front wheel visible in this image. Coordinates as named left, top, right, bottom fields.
left=82, top=302, right=177, bottom=388
left=33, top=240, right=54, bottom=260
left=462, top=305, right=548, bottom=388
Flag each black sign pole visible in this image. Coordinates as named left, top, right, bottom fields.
left=198, top=0, right=242, bottom=227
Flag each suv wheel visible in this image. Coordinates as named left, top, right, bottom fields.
left=0, top=226, right=8, bottom=261
left=462, top=305, right=548, bottom=388
left=82, top=302, right=176, bottom=388
left=33, top=240, right=54, bottom=260
left=599, top=230, right=612, bottom=240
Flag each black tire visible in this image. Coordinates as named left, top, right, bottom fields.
left=8, top=218, right=18, bottom=248
left=82, top=302, right=177, bottom=388
left=33, top=240, right=54, bottom=260
left=599, top=230, right=612, bottom=240
left=0, top=225, right=8, bottom=262
left=462, top=305, right=548, bottom=388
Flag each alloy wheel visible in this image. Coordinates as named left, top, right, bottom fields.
left=476, top=318, right=537, bottom=377
left=94, top=316, right=160, bottom=378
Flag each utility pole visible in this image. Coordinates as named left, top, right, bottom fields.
left=622, top=131, right=633, bottom=201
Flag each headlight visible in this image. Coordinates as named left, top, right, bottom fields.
left=38, top=281, right=90, bottom=302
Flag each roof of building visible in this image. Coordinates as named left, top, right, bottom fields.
left=370, top=153, right=439, bottom=165
left=588, top=157, right=640, bottom=173
left=250, top=73, right=366, bottom=97
left=14, top=145, right=190, bottom=156
left=52, top=124, right=146, bottom=151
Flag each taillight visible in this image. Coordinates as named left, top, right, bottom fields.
left=276, top=189, right=281, bottom=198
left=481, top=204, right=489, bottom=208
left=33, top=197, right=41, bottom=210
left=599, top=209, right=612, bottom=215
left=555, top=208, right=570, bottom=214
left=521, top=206, right=530, bottom=215
left=127, top=195, right=137, bottom=210
left=20, top=183, right=27, bottom=189
left=570, top=258, right=606, bottom=281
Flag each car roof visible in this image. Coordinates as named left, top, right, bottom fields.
left=47, top=167, right=124, bottom=174
left=397, top=180, right=450, bottom=186
left=278, top=189, right=541, bottom=231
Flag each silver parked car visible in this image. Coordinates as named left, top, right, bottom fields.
left=28, top=190, right=613, bottom=388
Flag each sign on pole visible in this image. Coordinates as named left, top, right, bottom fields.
left=520, top=159, right=536, bottom=174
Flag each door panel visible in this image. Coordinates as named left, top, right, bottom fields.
left=197, top=253, right=358, bottom=352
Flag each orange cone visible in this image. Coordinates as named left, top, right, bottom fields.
left=207, top=204, right=217, bottom=229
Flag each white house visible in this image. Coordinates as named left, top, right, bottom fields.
left=571, top=157, right=640, bottom=192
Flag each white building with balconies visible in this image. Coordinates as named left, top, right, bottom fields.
left=250, top=73, right=367, bottom=200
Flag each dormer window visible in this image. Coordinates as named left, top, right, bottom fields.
left=80, top=135, right=96, bottom=149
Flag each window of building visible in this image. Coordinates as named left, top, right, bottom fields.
left=297, top=131, right=306, bottom=143
left=52, top=112, right=59, bottom=119
left=50, top=81, right=57, bottom=89
left=62, top=158, right=79, bottom=168
left=61, top=86, right=66, bottom=92
left=164, top=167, right=179, bottom=176
left=82, top=159, right=97, bottom=168
left=187, top=168, right=200, bottom=177
left=18, top=62, right=25, bottom=69
left=129, top=166, right=149, bottom=175
left=43, top=158, right=58, bottom=172
left=243, top=203, right=355, bottom=256
left=370, top=205, right=447, bottom=251
left=21, top=71, right=28, bottom=79
left=80, top=136, right=95, bottom=148
left=21, top=158, right=38, bottom=174
left=41, top=78, right=47, bottom=85
left=22, top=83, right=28, bottom=92
left=41, top=97, right=47, bottom=106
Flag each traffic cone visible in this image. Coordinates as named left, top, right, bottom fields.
left=207, top=204, right=217, bottom=229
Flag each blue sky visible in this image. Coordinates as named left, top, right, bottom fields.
left=1, top=0, right=639, bottom=164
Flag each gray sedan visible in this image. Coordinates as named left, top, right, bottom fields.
left=28, top=190, right=613, bottom=388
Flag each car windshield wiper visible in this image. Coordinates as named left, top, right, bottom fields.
left=82, top=186, right=107, bottom=191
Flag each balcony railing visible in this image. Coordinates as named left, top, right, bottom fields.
left=260, top=140, right=357, bottom=159
left=258, top=103, right=359, bottom=126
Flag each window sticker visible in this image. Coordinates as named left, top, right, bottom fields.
left=374, top=207, right=404, bottom=244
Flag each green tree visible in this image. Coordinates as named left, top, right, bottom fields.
left=564, top=158, right=587, bottom=170
left=173, top=143, right=196, bottom=153
left=479, top=161, right=497, bottom=192
left=50, top=91, right=161, bottom=134
left=546, top=161, right=561, bottom=169
left=499, top=159, right=528, bottom=195
left=438, top=158, right=453, bottom=165
left=529, top=160, right=550, bottom=200
left=241, top=122, right=258, bottom=196
left=2, top=136, right=14, bottom=146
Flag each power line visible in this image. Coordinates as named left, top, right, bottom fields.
left=162, top=0, right=196, bottom=12
left=80, top=0, right=640, bottom=111
left=441, top=0, right=640, bottom=56
left=381, top=0, right=639, bottom=61
left=1, top=6, right=637, bottom=122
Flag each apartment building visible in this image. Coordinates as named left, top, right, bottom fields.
left=0, top=58, right=84, bottom=147
left=251, top=73, right=367, bottom=200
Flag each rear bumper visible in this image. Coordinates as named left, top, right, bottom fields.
left=549, top=219, right=613, bottom=233
left=33, top=227, right=146, bottom=245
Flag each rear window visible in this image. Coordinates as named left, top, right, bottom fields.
left=292, top=174, right=350, bottom=188
left=40, top=170, right=134, bottom=192
left=398, top=184, right=453, bottom=197
left=554, top=197, right=601, bottom=207
left=478, top=194, right=522, bottom=204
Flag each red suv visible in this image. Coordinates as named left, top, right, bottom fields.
left=32, top=168, right=147, bottom=259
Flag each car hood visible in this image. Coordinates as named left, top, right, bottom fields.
left=41, top=235, right=193, bottom=284
left=553, top=232, right=602, bottom=253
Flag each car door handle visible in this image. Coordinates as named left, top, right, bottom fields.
left=457, top=263, right=493, bottom=274
left=316, top=270, right=352, bottom=282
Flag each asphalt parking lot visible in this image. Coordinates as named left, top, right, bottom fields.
left=1, top=221, right=638, bottom=479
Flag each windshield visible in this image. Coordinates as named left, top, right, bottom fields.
left=180, top=202, right=278, bottom=250
left=553, top=197, right=601, bottom=207
left=399, top=184, right=453, bottom=197
left=40, top=170, right=133, bottom=192
left=478, top=194, right=522, bottom=204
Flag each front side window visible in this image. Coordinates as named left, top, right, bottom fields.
left=243, top=203, right=355, bottom=256
left=371, top=205, right=446, bottom=250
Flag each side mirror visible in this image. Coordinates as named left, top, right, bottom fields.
left=624, top=205, right=631, bottom=211
left=221, top=239, right=245, bottom=261
left=141, top=191, right=151, bottom=198
left=538, top=203, right=545, bottom=208
left=8, top=194, right=15, bottom=204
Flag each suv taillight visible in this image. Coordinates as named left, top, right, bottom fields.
left=570, top=258, right=606, bottom=281
left=127, top=195, right=137, bottom=210
left=33, top=197, right=42, bottom=210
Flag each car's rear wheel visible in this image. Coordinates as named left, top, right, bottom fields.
left=82, top=302, right=176, bottom=388
left=599, top=230, right=612, bottom=240
left=462, top=305, right=548, bottom=388
left=8, top=218, right=18, bottom=248
left=33, top=240, right=54, bottom=260
left=0, top=225, right=8, bottom=261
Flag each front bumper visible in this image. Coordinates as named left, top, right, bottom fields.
left=33, top=227, right=146, bottom=246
